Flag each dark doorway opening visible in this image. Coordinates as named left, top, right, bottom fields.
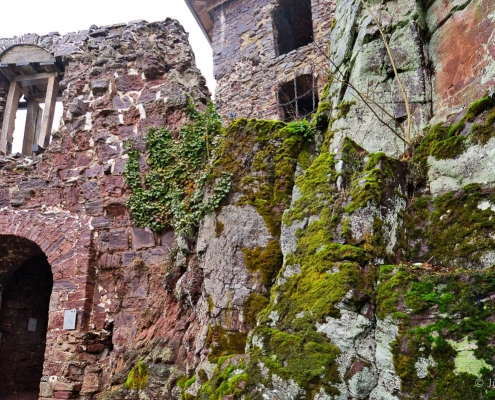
left=0, top=253, right=53, bottom=399
left=278, top=74, right=319, bottom=121
left=273, top=0, right=314, bottom=56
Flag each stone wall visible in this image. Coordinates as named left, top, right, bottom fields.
left=0, top=19, right=210, bottom=399
left=212, top=0, right=335, bottom=120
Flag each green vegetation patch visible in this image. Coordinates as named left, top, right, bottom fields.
left=206, top=325, right=248, bottom=364
left=412, top=94, right=495, bottom=180
left=398, top=183, right=495, bottom=268
left=198, top=326, right=341, bottom=399
left=215, top=118, right=313, bottom=237
left=197, top=355, right=249, bottom=399
left=124, top=359, right=149, bottom=390
left=376, top=265, right=495, bottom=399
left=243, top=292, right=269, bottom=329
left=428, top=183, right=495, bottom=266
left=243, top=240, right=283, bottom=286
left=345, top=151, right=399, bottom=214
left=124, top=102, right=232, bottom=234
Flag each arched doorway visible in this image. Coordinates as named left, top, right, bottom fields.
left=0, top=235, right=53, bottom=399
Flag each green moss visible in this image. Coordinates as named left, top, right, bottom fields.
left=330, top=18, right=337, bottom=31
left=471, top=106, right=495, bottom=145
left=197, top=356, right=249, bottom=399
left=297, top=144, right=312, bottom=170
left=124, top=359, right=149, bottom=390
left=321, top=81, right=331, bottom=99
left=345, top=152, right=398, bottom=214
left=177, top=375, right=196, bottom=390
left=376, top=265, right=495, bottom=399
left=465, top=94, right=495, bottom=122
left=243, top=292, right=269, bottom=329
left=247, top=326, right=341, bottom=390
left=316, top=101, right=330, bottom=114
left=207, top=325, right=247, bottom=363
left=428, top=183, right=495, bottom=266
left=216, top=118, right=311, bottom=237
left=243, top=240, right=283, bottom=286
left=207, top=296, right=214, bottom=314
left=283, top=151, right=336, bottom=224
left=413, top=94, right=495, bottom=175
left=337, top=100, right=356, bottom=119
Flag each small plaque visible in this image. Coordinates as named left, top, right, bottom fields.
left=28, top=318, right=38, bottom=332
left=63, top=310, right=77, bottom=330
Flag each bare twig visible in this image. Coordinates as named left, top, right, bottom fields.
left=360, top=0, right=412, bottom=145
left=313, top=41, right=407, bottom=144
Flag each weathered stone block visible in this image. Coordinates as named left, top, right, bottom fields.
left=108, top=229, right=128, bottom=251
left=40, top=381, right=53, bottom=397
left=69, top=99, right=89, bottom=117
left=131, top=227, right=155, bottom=250
left=91, top=79, right=109, bottom=96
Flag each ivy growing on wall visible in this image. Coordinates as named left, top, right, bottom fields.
left=124, top=102, right=232, bottom=234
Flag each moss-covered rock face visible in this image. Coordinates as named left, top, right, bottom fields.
left=188, top=90, right=495, bottom=399
left=377, top=265, right=495, bottom=399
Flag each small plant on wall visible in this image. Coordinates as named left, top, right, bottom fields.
left=124, top=101, right=232, bottom=235
left=124, top=359, right=149, bottom=390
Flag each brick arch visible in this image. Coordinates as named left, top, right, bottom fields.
left=0, top=210, right=93, bottom=312
left=0, top=210, right=96, bottom=379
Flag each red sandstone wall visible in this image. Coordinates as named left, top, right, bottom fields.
left=429, top=0, right=495, bottom=121
left=0, top=19, right=209, bottom=399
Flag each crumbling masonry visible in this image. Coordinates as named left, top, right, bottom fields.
left=0, top=20, right=209, bottom=399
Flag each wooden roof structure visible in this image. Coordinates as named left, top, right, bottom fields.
left=0, top=45, right=63, bottom=102
left=183, top=0, right=231, bottom=43
left=0, top=45, right=63, bottom=156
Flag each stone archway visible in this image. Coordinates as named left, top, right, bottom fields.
left=0, top=210, right=95, bottom=399
left=0, top=235, right=53, bottom=399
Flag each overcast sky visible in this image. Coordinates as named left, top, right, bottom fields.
left=0, top=0, right=214, bottom=90
left=0, top=0, right=214, bottom=153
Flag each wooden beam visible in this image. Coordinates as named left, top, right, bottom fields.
left=184, top=0, right=213, bottom=42
left=17, top=63, right=37, bottom=76
left=0, top=65, right=16, bottom=82
left=13, top=71, right=58, bottom=85
left=22, top=99, right=41, bottom=156
left=0, top=81, right=22, bottom=155
left=33, top=102, right=43, bottom=148
left=37, top=76, right=58, bottom=149
left=0, top=45, right=56, bottom=64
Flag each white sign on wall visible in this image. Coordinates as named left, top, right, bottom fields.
left=28, top=318, right=38, bottom=332
left=63, top=310, right=77, bottom=330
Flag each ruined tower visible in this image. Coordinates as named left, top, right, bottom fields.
left=186, top=0, right=333, bottom=121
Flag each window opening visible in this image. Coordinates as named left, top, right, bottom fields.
left=273, top=0, right=314, bottom=56
left=12, top=101, right=63, bottom=154
left=278, top=73, right=319, bottom=121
